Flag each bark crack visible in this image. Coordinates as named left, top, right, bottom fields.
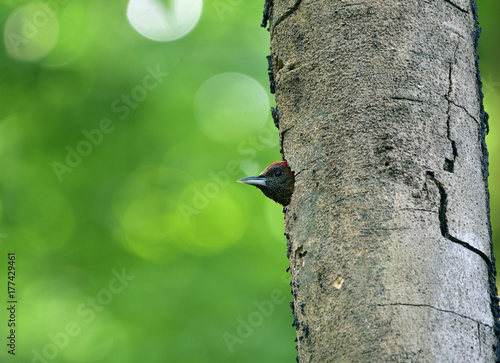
left=446, top=97, right=480, bottom=126
left=280, top=125, right=295, bottom=156
left=426, top=171, right=491, bottom=266
left=443, top=0, right=468, bottom=13
left=444, top=62, right=458, bottom=173
left=280, top=125, right=295, bottom=140
left=478, top=322, right=482, bottom=356
left=272, top=0, right=302, bottom=32
left=444, top=46, right=480, bottom=127
left=277, top=61, right=313, bottom=76
left=377, top=302, right=492, bottom=327
left=390, top=96, right=425, bottom=103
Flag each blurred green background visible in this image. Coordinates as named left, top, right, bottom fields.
left=0, top=1, right=498, bottom=362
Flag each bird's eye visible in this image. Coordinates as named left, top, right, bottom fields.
left=274, top=169, right=283, bottom=177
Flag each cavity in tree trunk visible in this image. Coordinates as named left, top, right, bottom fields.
left=263, top=0, right=500, bottom=361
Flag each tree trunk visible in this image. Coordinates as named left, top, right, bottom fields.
left=263, top=0, right=500, bottom=361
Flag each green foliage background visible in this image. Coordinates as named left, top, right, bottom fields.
left=0, top=1, right=498, bottom=362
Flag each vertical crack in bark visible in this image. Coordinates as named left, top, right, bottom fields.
left=280, top=126, right=294, bottom=158
left=444, top=62, right=458, bottom=173
left=426, top=171, right=491, bottom=266
left=478, top=322, right=482, bottom=357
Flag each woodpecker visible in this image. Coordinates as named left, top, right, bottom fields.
left=237, top=161, right=294, bottom=206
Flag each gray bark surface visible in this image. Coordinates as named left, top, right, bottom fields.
left=263, top=0, right=500, bottom=361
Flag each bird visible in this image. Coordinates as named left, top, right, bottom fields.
left=237, top=161, right=295, bottom=206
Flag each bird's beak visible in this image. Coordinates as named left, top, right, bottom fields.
left=237, top=176, right=268, bottom=187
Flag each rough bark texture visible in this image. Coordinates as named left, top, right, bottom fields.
left=263, top=0, right=500, bottom=361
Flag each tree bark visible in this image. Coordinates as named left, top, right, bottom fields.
left=263, top=0, right=500, bottom=361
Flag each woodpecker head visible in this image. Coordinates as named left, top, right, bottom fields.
left=237, top=161, right=294, bottom=206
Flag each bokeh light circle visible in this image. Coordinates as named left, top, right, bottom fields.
left=127, top=0, right=202, bottom=41
left=4, top=3, right=59, bottom=62
left=194, top=73, right=270, bottom=144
